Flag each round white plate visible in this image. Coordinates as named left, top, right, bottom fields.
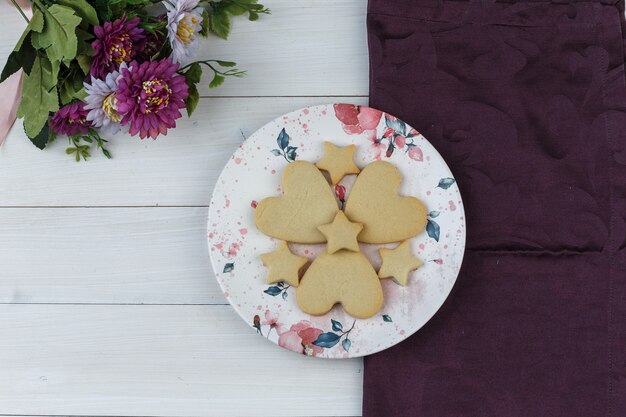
left=208, top=104, right=465, bottom=358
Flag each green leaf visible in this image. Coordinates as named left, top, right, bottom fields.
left=59, top=80, right=74, bottom=105
left=209, top=9, right=231, bottom=39
left=215, top=60, right=237, bottom=68
left=13, top=9, right=44, bottom=52
left=77, top=55, right=92, bottom=75
left=1, top=7, right=44, bottom=82
left=1, top=33, right=36, bottom=82
left=32, top=5, right=82, bottom=64
left=13, top=8, right=44, bottom=52
left=1, top=52, right=26, bottom=83
left=59, top=62, right=88, bottom=104
left=199, top=8, right=210, bottom=37
left=223, top=263, right=234, bottom=273
left=249, top=12, right=259, bottom=21
left=50, top=59, right=60, bottom=82
left=185, top=63, right=203, bottom=84
left=76, top=28, right=94, bottom=56
left=17, top=55, right=59, bottom=139
left=74, top=87, right=87, bottom=101
left=225, top=3, right=248, bottom=16
left=28, top=119, right=54, bottom=150
left=185, top=83, right=200, bottom=117
left=382, top=314, right=393, bottom=322
left=55, top=0, right=99, bottom=26
left=209, top=73, right=225, bottom=88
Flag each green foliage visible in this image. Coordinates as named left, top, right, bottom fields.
left=209, top=73, right=225, bottom=88
left=28, top=118, right=55, bottom=150
left=76, top=55, right=92, bottom=75
left=32, top=4, right=82, bottom=63
left=1, top=33, right=36, bottom=82
left=199, top=8, right=210, bottom=37
left=76, top=28, right=95, bottom=57
left=209, top=10, right=231, bottom=39
left=16, top=54, right=60, bottom=140
left=214, top=60, right=237, bottom=68
left=185, top=63, right=203, bottom=85
left=17, top=8, right=45, bottom=49
left=209, top=0, right=269, bottom=39
left=182, top=63, right=202, bottom=117
left=92, top=0, right=155, bottom=21
left=185, top=83, right=200, bottom=117
left=0, top=9, right=44, bottom=82
left=66, top=129, right=112, bottom=161
left=55, top=0, right=99, bottom=26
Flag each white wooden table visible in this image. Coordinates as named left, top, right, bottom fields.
left=0, top=1, right=368, bottom=415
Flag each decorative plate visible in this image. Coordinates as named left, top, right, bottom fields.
left=208, top=104, right=465, bottom=358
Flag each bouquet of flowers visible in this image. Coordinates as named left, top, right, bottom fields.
left=1, top=0, right=268, bottom=160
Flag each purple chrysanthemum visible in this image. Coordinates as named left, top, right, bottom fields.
left=116, top=59, right=189, bottom=139
left=91, top=16, right=146, bottom=79
left=50, top=102, right=91, bottom=136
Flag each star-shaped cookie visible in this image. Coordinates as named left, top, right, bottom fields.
left=378, top=241, right=422, bottom=286
left=317, top=211, right=363, bottom=254
left=315, top=142, right=360, bottom=184
left=260, top=241, right=308, bottom=287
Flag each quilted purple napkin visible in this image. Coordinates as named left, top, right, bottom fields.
left=364, top=0, right=626, bottom=415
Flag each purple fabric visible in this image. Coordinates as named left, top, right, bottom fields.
left=364, top=0, right=626, bottom=416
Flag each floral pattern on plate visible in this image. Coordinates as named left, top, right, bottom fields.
left=208, top=104, right=466, bottom=358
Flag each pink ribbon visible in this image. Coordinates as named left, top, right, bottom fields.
left=0, top=0, right=32, bottom=146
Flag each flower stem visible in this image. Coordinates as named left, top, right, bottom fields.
left=10, top=0, right=30, bottom=23
left=179, top=60, right=246, bottom=78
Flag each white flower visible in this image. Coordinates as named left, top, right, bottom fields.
left=83, top=63, right=129, bottom=135
left=165, top=0, right=204, bottom=64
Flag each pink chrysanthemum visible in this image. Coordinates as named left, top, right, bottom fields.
left=116, top=59, right=189, bottom=139
left=91, top=16, right=146, bottom=79
left=49, top=102, right=91, bottom=136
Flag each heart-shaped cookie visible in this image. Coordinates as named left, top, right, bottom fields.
left=296, top=250, right=383, bottom=319
left=255, top=161, right=339, bottom=243
left=344, top=161, right=427, bottom=243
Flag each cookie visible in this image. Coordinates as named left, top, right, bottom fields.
left=296, top=250, right=383, bottom=319
left=344, top=161, right=427, bottom=243
left=315, top=142, right=360, bottom=184
left=260, top=241, right=308, bottom=287
left=378, top=241, right=423, bottom=286
left=254, top=161, right=339, bottom=243
left=317, top=210, right=363, bottom=254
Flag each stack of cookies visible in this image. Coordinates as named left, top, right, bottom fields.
left=255, top=142, right=427, bottom=319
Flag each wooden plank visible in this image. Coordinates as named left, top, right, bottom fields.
left=0, top=0, right=369, bottom=97
left=0, top=304, right=363, bottom=416
left=0, top=97, right=367, bottom=207
left=0, top=207, right=223, bottom=305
